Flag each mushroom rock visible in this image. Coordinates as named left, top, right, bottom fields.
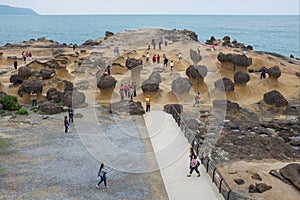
left=18, top=66, right=32, bottom=78
left=190, top=49, right=202, bottom=65
left=186, top=65, right=207, bottom=81
left=18, top=79, right=43, bottom=94
left=125, top=58, right=143, bottom=70
left=263, top=90, right=288, bottom=107
left=214, top=77, right=235, bottom=92
left=234, top=71, right=250, bottom=85
left=267, top=66, right=281, bottom=80
left=9, top=74, right=23, bottom=85
left=97, top=74, right=117, bottom=91
left=141, top=72, right=161, bottom=93
left=171, top=77, right=192, bottom=95
left=62, top=90, right=86, bottom=108
left=46, top=88, right=63, bottom=103
left=40, top=69, right=55, bottom=80
left=217, top=52, right=252, bottom=70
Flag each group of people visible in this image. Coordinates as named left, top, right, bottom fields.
left=22, top=51, right=32, bottom=64
left=119, top=81, right=137, bottom=100
left=147, top=39, right=168, bottom=50
left=113, top=46, right=120, bottom=57
left=145, top=52, right=174, bottom=70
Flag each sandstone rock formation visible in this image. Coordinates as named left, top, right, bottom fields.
left=267, top=66, right=281, bottom=80
left=263, top=90, right=288, bottom=107
left=111, top=100, right=145, bottom=115
left=18, top=79, right=43, bottom=94
left=249, top=183, right=272, bottom=193
left=234, top=71, right=250, bottom=85
left=97, top=74, right=117, bottom=91
left=190, top=49, right=202, bottom=65
left=125, top=58, right=143, bottom=70
left=40, top=69, right=55, bottom=79
left=62, top=90, right=86, bottom=107
left=10, top=74, right=23, bottom=84
left=40, top=102, right=63, bottom=115
left=171, top=77, right=192, bottom=95
left=214, top=77, right=235, bottom=92
left=18, top=66, right=32, bottom=78
left=217, top=52, right=252, bottom=70
left=141, top=72, right=161, bottom=93
left=212, top=100, right=241, bottom=114
left=186, top=65, right=207, bottom=80
left=163, top=104, right=183, bottom=115
left=46, top=88, right=63, bottom=103
left=279, top=163, right=300, bottom=190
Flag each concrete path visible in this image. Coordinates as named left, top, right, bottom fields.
left=144, top=110, right=223, bottom=200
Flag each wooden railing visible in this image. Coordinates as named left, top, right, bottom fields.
left=169, top=105, right=238, bottom=200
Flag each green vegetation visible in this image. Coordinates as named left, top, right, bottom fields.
left=17, top=107, right=28, bottom=115
left=58, top=101, right=65, bottom=107
left=0, top=95, right=20, bottom=111
left=31, top=106, right=40, bottom=113
left=0, top=109, right=5, bottom=115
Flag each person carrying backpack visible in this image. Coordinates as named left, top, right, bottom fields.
left=187, top=155, right=201, bottom=177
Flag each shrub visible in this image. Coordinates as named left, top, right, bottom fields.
left=0, top=95, right=20, bottom=111
left=0, top=110, right=5, bottom=115
left=17, top=107, right=28, bottom=115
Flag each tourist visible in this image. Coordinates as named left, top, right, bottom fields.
left=157, top=54, right=160, bottom=64
left=13, top=59, right=18, bottom=70
left=152, top=39, right=156, bottom=49
left=145, top=95, right=151, bottom=112
left=197, top=46, right=201, bottom=55
left=113, top=47, right=117, bottom=56
left=158, top=41, right=162, bottom=50
left=28, top=52, right=32, bottom=61
left=119, top=88, right=124, bottom=100
left=152, top=54, right=157, bottom=64
left=163, top=55, right=168, bottom=67
left=30, top=91, right=37, bottom=107
left=116, top=46, right=120, bottom=57
left=147, top=41, right=151, bottom=50
left=124, top=83, right=128, bottom=98
left=128, top=83, right=132, bottom=98
left=96, top=163, right=111, bottom=189
left=64, top=116, right=69, bottom=133
left=211, top=44, right=215, bottom=52
left=146, top=52, right=150, bottom=62
left=22, top=51, right=26, bottom=64
left=193, top=92, right=200, bottom=107
left=260, top=66, right=267, bottom=79
left=165, top=40, right=168, bottom=46
left=189, top=147, right=195, bottom=162
left=178, top=53, right=182, bottom=62
left=106, top=64, right=111, bottom=75
left=170, top=61, right=174, bottom=71
left=73, top=44, right=76, bottom=51
left=133, top=82, right=137, bottom=97
left=187, top=154, right=201, bottom=177
left=68, top=108, right=74, bottom=123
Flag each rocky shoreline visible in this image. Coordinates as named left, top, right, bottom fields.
left=0, top=28, right=299, bottom=199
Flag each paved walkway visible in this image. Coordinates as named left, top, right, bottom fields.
left=144, top=110, right=223, bottom=200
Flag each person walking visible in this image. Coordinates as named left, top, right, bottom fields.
left=124, top=83, right=128, bottom=98
left=145, top=95, right=151, bottom=112
left=152, top=39, right=156, bottom=49
left=22, top=51, right=26, bottom=64
left=146, top=52, right=150, bottom=62
left=30, top=91, right=37, bottom=107
left=152, top=54, right=157, bottom=64
left=106, top=64, right=111, bottom=75
left=157, top=54, right=160, bottom=64
left=187, top=154, right=201, bottom=177
left=28, top=52, right=32, bottom=61
left=197, top=46, right=201, bottom=55
left=13, top=59, right=18, bottom=70
left=133, top=82, right=137, bottom=97
left=96, top=163, right=111, bottom=189
left=170, top=61, right=174, bottom=71
left=68, top=108, right=74, bottom=123
left=119, top=88, right=125, bottom=100
left=116, top=46, right=120, bottom=57
left=64, top=116, right=69, bottom=133
left=177, top=53, right=182, bottom=62
left=211, top=44, right=215, bottom=52
left=260, top=66, right=267, bottom=79
left=158, top=41, right=162, bottom=50
left=163, top=55, right=168, bottom=67
left=193, top=92, right=200, bottom=107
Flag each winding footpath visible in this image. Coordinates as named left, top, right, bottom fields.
left=144, top=110, right=223, bottom=200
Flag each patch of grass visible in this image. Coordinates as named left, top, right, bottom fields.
left=0, top=109, right=5, bottom=115
left=57, top=101, right=65, bottom=107
left=17, top=107, right=28, bottom=115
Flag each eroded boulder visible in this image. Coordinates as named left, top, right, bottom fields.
left=18, top=80, right=43, bottom=94
left=141, top=72, right=161, bottom=93
left=40, top=102, right=63, bottom=115
left=163, top=104, right=183, bottom=115
left=171, top=77, right=192, bottom=95
left=40, top=69, right=55, bottom=79
left=111, top=100, right=145, bottom=115
left=62, top=90, right=86, bottom=107
left=97, top=74, right=117, bottom=90
left=18, top=66, right=31, bottom=78
left=125, top=58, right=143, bottom=70
left=280, top=163, right=300, bottom=190
left=190, top=49, right=202, bottom=64
left=217, top=52, right=252, bottom=67
left=46, top=88, right=63, bottom=103
left=186, top=65, right=207, bottom=80
left=214, top=77, right=235, bottom=92
left=268, top=66, right=281, bottom=79
left=10, top=74, right=23, bottom=84
left=234, top=71, right=250, bottom=85
left=263, top=90, right=288, bottom=107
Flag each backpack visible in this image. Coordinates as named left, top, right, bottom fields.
left=197, top=160, right=200, bottom=167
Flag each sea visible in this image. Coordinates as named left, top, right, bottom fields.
left=0, top=15, right=299, bottom=57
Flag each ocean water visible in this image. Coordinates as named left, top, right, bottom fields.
left=0, top=15, right=299, bottom=57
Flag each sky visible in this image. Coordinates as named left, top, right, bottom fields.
left=0, top=0, right=299, bottom=15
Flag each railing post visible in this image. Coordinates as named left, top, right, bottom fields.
left=212, top=168, right=217, bottom=182
left=227, top=189, right=232, bottom=200
left=206, top=159, right=210, bottom=173
left=219, top=178, right=224, bottom=193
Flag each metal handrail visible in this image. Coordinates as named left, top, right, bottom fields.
left=167, top=105, right=238, bottom=200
